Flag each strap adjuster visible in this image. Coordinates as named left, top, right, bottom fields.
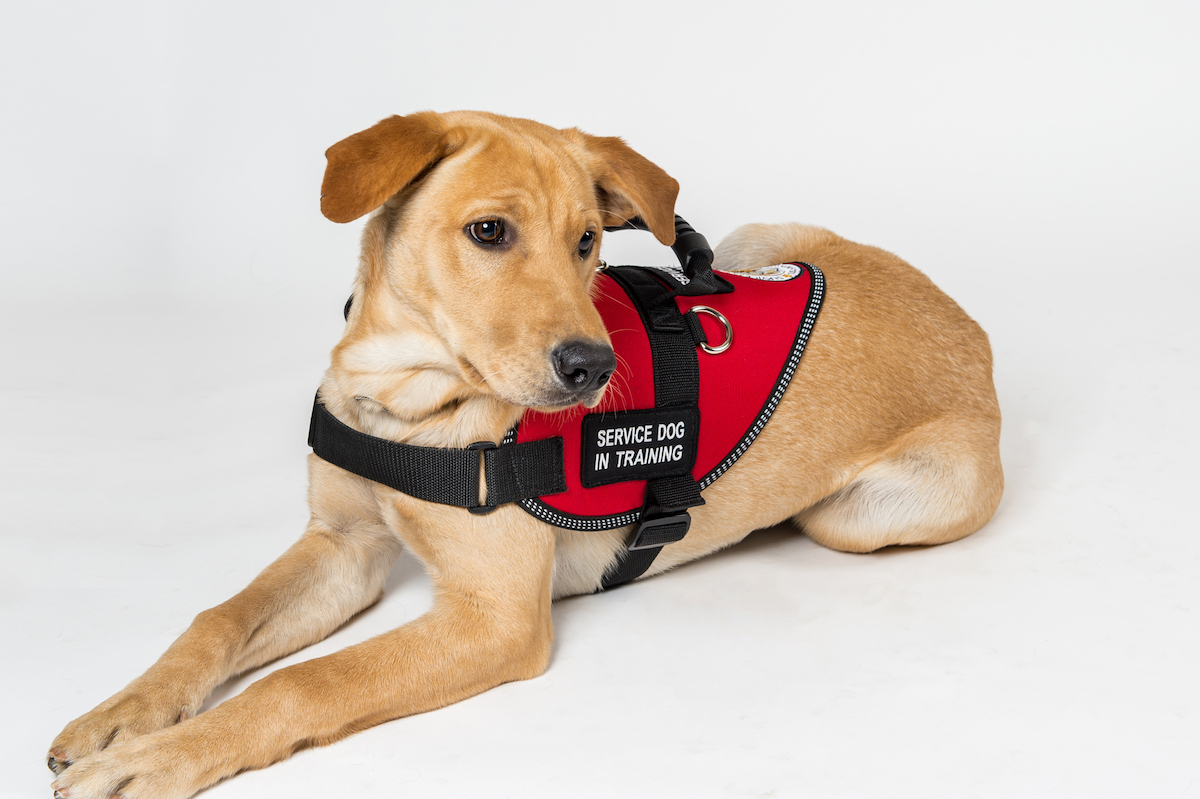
left=628, top=511, right=692, bottom=551
left=467, top=441, right=498, bottom=515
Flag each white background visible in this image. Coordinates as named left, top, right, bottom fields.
left=2, top=1, right=1198, bottom=797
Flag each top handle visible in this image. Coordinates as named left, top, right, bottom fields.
left=604, top=215, right=734, bottom=296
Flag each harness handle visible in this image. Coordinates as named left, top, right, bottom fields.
left=604, top=215, right=734, bottom=296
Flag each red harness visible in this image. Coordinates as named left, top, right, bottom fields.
left=511, top=262, right=824, bottom=530
left=308, top=231, right=824, bottom=588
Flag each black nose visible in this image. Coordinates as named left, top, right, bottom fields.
left=552, top=339, right=616, bottom=394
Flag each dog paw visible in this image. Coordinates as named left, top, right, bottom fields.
left=50, top=727, right=207, bottom=799
left=50, top=689, right=194, bottom=774
left=48, top=750, right=72, bottom=775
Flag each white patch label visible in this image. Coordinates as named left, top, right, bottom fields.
left=644, top=264, right=690, bottom=285
left=581, top=407, right=699, bottom=488
left=723, top=262, right=803, bottom=282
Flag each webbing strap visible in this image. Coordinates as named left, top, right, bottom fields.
left=308, top=397, right=566, bottom=510
left=607, top=267, right=700, bottom=407
left=600, top=267, right=707, bottom=589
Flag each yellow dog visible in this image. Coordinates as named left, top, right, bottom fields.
left=50, top=111, right=1002, bottom=799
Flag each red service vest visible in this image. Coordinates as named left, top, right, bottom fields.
left=510, top=262, right=824, bottom=530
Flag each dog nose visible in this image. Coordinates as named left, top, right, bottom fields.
left=552, top=340, right=616, bottom=393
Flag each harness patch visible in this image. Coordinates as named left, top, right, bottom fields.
left=581, top=407, right=699, bottom=488
left=731, top=262, right=804, bottom=281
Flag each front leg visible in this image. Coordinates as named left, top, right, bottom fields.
left=48, top=505, right=402, bottom=777
left=52, top=503, right=556, bottom=799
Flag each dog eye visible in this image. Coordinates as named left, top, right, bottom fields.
left=467, top=220, right=505, bottom=246
left=578, top=230, right=596, bottom=258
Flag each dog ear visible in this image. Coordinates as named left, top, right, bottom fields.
left=580, top=134, right=679, bottom=245
left=321, top=113, right=450, bottom=223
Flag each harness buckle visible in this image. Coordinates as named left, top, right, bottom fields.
left=467, top=441, right=499, bottom=515
left=627, top=510, right=692, bottom=551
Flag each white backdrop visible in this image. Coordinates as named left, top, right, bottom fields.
left=3, top=1, right=1198, bottom=798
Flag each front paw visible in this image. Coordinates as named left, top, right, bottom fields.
left=49, top=689, right=194, bottom=776
left=50, top=726, right=207, bottom=799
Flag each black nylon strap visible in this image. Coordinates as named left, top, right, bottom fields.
left=683, top=310, right=708, bottom=347
left=647, top=473, right=705, bottom=511
left=606, top=267, right=699, bottom=409
left=673, top=251, right=734, bottom=296
left=483, top=438, right=569, bottom=507
left=605, top=547, right=661, bottom=582
left=601, top=268, right=707, bottom=589
left=308, top=397, right=565, bottom=509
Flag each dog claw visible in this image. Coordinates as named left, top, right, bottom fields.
left=48, top=755, right=71, bottom=775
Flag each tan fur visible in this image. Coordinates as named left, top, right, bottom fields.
left=49, top=112, right=1001, bottom=799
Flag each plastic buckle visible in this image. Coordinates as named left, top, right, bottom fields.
left=627, top=511, right=692, bottom=551
left=467, top=441, right=498, bottom=515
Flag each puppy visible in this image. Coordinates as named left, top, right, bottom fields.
left=49, top=111, right=1002, bottom=799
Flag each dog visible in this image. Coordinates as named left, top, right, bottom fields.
left=48, top=110, right=1002, bottom=799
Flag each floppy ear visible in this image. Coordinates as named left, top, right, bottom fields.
left=320, top=112, right=450, bottom=223
left=580, top=134, right=679, bottom=245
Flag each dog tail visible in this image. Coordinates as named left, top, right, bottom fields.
left=712, top=223, right=840, bottom=273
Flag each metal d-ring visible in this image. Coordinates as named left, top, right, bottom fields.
left=691, top=305, right=733, bottom=355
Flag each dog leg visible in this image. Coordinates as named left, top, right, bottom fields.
left=794, top=415, right=1003, bottom=552
left=47, top=512, right=402, bottom=778
left=50, top=511, right=554, bottom=799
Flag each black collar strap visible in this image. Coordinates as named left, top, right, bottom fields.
left=308, top=397, right=566, bottom=513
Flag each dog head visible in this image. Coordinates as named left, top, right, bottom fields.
left=321, top=111, right=678, bottom=415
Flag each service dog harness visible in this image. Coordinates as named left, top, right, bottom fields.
left=308, top=217, right=824, bottom=589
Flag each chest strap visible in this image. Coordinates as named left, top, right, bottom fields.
left=308, top=397, right=566, bottom=512
left=599, top=266, right=707, bottom=589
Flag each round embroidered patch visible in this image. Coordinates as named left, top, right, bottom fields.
left=724, top=262, right=804, bottom=282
